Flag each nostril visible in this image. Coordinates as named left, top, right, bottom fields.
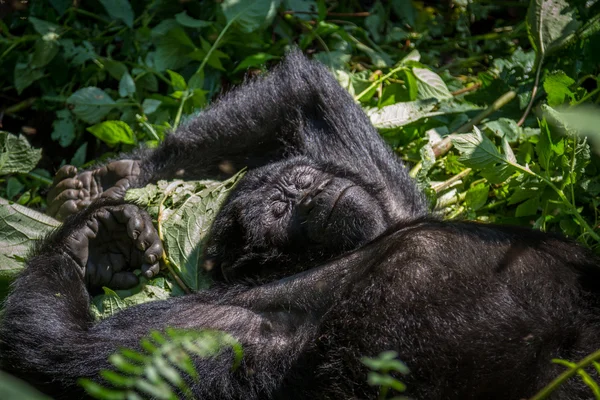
left=298, top=194, right=316, bottom=216
left=316, top=179, right=331, bottom=193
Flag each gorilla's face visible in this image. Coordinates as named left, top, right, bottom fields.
left=204, top=157, right=390, bottom=281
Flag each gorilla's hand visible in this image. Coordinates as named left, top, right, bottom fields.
left=47, top=160, right=141, bottom=221
left=64, top=203, right=163, bottom=290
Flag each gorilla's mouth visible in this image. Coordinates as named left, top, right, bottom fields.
left=325, top=184, right=357, bottom=224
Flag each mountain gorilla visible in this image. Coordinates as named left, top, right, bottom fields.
left=1, top=51, right=600, bottom=400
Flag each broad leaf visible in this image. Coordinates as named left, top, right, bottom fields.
left=67, top=87, right=116, bottom=124
left=0, top=132, right=42, bottom=175
left=28, top=17, right=60, bottom=35
left=13, top=63, right=44, bottom=94
left=98, top=0, right=134, bottom=28
left=153, top=28, right=195, bottom=72
left=452, top=127, right=515, bottom=184
left=526, top=0, right=581, bottom=57
left=166, top=70, right=187, bottom=91
left=0, top=198, right=59, bottom=275
left=367, top=99, right=438, bottom=129
left=142, top=99, right=162, bottom=114
left=51, top=109, right=76, bottom=147
left=543, top=71, right=575, bottom=106
left=126, top=173, right=245, bottom=293
left=87, top=121, right=136, bottom=146
left=222, top=0, right=282, bottom=33
left=233, top=52, right=278, bottom=73
left=412, top=67, right=453, bottom=101
left=31, top=38, right=60, bottom=68
left=175, top=11, right=212, bottom=28
left=118, top=71, right=136, bottom=98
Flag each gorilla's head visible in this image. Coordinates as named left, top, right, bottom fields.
left=203, top=156, right=392, bottom=281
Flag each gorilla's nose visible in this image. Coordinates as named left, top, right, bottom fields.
left=297, top=179, right=330, bottom=217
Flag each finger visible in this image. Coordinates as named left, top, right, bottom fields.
left=144, top=241, right=163, bottom=265
left=102, top=184, right=128, bottom=201
left=47, top=178, right=82, bottom=203
left=141, top=262, right=160, bottom=279
left=96, top=208, right=119, bottom=232
left=65, top=227, right=93, bottom=270
left=47, top=187, right=81, bottom=217
left=108, top=271, right=139, bottom=290
left=53, top=165, right=77, bottom=185
left=136, top=212, right=159, bottom=252
left=109, top=204, right=141, bottom=239
left=78, top=171, right=101, bottom=199
left=55, top=200, right=80, bottom=221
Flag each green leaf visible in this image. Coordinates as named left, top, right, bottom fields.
left=0, top=198, right=59, bottom=274
left=87, top=121, right=136, bottom=146
left=515, top=196, right=540, bottom=217
left=166, top=70, right=187, bottom=91
left=67, top=87, right=116, bottom=124
left=367, top=99, right=438, bottom=129
left=484, top=118, right=520, bottom=142
left=98, top=0, right=135, bottom=28
left=174, top=11, right=211, bottom=28
left=0, top=132, right=42, bottom=175
left=126, top=173, right=245, bottom=292
left=28, top=17, right=60, bottom=35
left=51, top=109, right=76, bottom=147
left=13, top=63, right=44, bottom=94
left=526, top=0, right=581, bottom=57
left=118, top=71, right=136, bottom=98
left=31, top=38, right=60, bottom=68
left=391, top=0, right=416, bottom=27
left=49, top=0, right=70, bottom=15
left=222, top=0, right=282, bottom=33
left=412, top=67, right=453, bottom=101
left=70, top=143, right=88, bottom=167
left=543, top=71, right=575, bottom=107
left=142, top=99, right=162, bottom=115
left=6, top=177, right=24, bottom=200
left=465, top=183, right=489, bottom=211
left=153, top=28, right=195, bottom=72
left=451, top=127, right=515, bottom=184
left=233, top=52, right=278, bottom=73
left=103, top=59, right=128, bottom=80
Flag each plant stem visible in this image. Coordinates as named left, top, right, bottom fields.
left=517, top=55, right=544, bottom=127
left=530, top=349, right=600, bottom=400
left=432, top=168, right=472, bottom=193
left=354, top=64, right=407, bottom=101
left=173, top=91, right=191, bottom=129
left=196, top=19, right=234, bottom=75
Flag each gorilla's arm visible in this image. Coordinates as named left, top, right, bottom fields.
left=48, top=51, right=424, bottom=220
left=0, top=201, right=356, bottom=398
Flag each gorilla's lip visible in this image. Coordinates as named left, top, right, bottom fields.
left=325, top=184, right=357, bottom=224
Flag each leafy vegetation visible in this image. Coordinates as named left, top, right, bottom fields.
left=79, top=328, right=243, bottom=400
left=1, top=0, right=600, bottom=397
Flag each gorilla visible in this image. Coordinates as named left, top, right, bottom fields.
left=1, top=51, right=600, bottom=400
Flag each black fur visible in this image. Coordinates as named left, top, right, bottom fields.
left=2, top=52, right=600, bottom=399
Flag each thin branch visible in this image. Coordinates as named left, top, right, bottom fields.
left=517, top=55, right=544, bottom=127
left=451, top=83, right=481, bottom=96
